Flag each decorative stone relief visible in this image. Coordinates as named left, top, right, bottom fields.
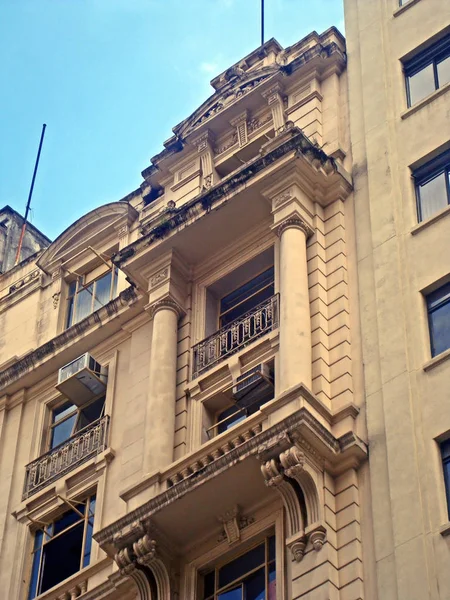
left=276, top=216, right=314, bottom=239
left=272, top=190, right=292, bottom=209
left=146, top=296, right=184, bottom=320
left=52, top=292, right=60, bottom=309
left=150, top=267, right=169, bottom=288
left=217, top=505, right=255, bottom=544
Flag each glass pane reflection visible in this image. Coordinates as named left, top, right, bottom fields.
left=408, top=64, right=435, bottom=105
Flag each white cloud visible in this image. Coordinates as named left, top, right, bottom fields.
left=199, top=62, right=219, bottom=74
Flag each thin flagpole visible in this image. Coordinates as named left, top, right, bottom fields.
left=15, top=123, right=47, bottom=265
left=261, top=0, right=265, bottom=46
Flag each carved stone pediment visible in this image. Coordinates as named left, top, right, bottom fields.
left=37, top=202, right=138, bottom=275
left=174, top=66, right=280, bottom=139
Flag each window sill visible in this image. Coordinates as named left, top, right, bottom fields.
left=401, top=82, right=450, bottom=120
left=33, top=556, right=111, bottom=600
left=423, top=348, right=450, bottom=372
left=410, top=204, right=450, bottom=235
left=393, top=0, right=423, bottom=17
left=439, top=521, right=450, bottom=536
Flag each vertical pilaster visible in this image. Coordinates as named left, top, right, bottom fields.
left=192, top=130, right=217, bottom=190
left=262, top=83, right=286, bottom=133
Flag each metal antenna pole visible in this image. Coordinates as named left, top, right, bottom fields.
left=261, top=0, right=265, bottom=46
left=15, top=123, right=47, bottom=265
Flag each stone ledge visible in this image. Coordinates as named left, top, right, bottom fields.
left=400, top=82, right=450, bottom=120
left=410, top=204, right=450, bottom=236
left=393, top=0, right=423, bottom=17
left=423, top=348, right=450, bottom=373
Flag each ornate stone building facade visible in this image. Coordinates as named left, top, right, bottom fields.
left=0, top=8, right=448, bottom=600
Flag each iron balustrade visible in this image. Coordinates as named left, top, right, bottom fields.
left=193, top=293, right=279, bottom=378
left=23, top=415, right=109, bottom=499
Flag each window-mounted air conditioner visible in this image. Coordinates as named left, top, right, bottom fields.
left=232, top=363, right=274, bottom=410
left=56, top=353, right=107, bottom=406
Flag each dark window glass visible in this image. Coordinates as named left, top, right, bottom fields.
left=244, top=567, right=265, bottom=600
left=76, top=396, right=105, bottom=431
left=217, top=405, right=246, bottom=435
left=405, top=34, right=450, bottom=107
left=203, top=536, right=275, bottom=600
left=50, top=413, right=77, bottom=448
left=220, top=268, right=274, bottom=327
left=427, top=282, right=450, bottom=357
left=204, top=571, right=215, bottom=598
left=218, top=588, right=242, bottom=600
left=28, top=495, right=96, bottom=599
left=219, top=543, right=265, bottom=589
left=414, top=149, right=450, bottom=222
left=441, top=440, right=450, bottom=520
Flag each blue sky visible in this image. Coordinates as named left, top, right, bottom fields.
left=0, top=0, right=344, bottom=240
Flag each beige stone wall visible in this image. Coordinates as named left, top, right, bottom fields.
left=345, top=0, right=450, bottom=598
left=0, top=28, right=375, bottom=600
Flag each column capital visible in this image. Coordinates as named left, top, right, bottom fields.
left=145, top=295, right=185, bottom=320
left=272, top=215, right=314, bottom=239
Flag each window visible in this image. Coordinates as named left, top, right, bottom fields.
left=414, top=149, right=450, bottom=221
left=427, top=282, right=450, bottom=357
left=208, top=363, right=275, bottom=438
left=66, top=267, right=118, bottom=329
left=219, top=267, right=274, bottom=328
left=28, top=494, right=96, bottom=599
left=202, top=535, right=276, bottom=600
left=49, top=396, right=106, bottom=450
left=441, top=440, right=450, bottom=520
left=405, top=34, right=450, bottom=106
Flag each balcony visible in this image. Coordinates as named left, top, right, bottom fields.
left=192, top=293, right=279, bottom=378
left=23, top=415, right=109, bottom=500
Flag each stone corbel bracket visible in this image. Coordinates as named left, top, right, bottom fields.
left=113, top=521, right=177, bottom=600
left=260, top=443, right=326, bottom=562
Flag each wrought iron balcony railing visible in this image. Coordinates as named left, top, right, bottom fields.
left=192, top=293, right=279, bottom=378
left=23, top=415, right=109, bottom=500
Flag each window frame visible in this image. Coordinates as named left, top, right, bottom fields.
left=426, top=281, right=450, bottom=358
left=414, top=149, right=450, bottom=222
left=66, top=266, right=119, bottom=329
left=27, top=493, right=96, bottom=599
left=404, top=34, right=450, bottom=107
left=201, top=534, right=276, bottom=600
left=441, top=439, right=450, bottom=520
left=218, top=266, right=275, bottom=329
left=47, top=395, right=106, bottom=452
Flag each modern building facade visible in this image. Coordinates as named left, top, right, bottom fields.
left=344, top=0, right=450, bottom=598
left=0, top=4, right=448, bottom=600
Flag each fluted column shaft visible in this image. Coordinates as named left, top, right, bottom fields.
left=278, top=219, right=312, bottom=392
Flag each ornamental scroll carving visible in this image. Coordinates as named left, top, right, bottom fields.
left=114, top=534, right=175, bottom=600
left=276, top=216, right=314, bottom=239
left=146, top=297, right=184, bottom=320
left=260, top=445, right=325, bottom=562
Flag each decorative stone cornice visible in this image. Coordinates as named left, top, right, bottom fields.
left=275, top=216, right=314, bottom=239
left=95, top=406, right=367, bottom=548
left=145, top=296, right=185, bottom=320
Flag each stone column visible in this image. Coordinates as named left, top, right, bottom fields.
left=144, top=298, right=182, bottom=474
left=276, top=215, right=313, bottom=393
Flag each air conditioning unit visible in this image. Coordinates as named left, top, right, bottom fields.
left=56, top=353, right=107, bottom=406
left=232, top=364, right=274, bottom=410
